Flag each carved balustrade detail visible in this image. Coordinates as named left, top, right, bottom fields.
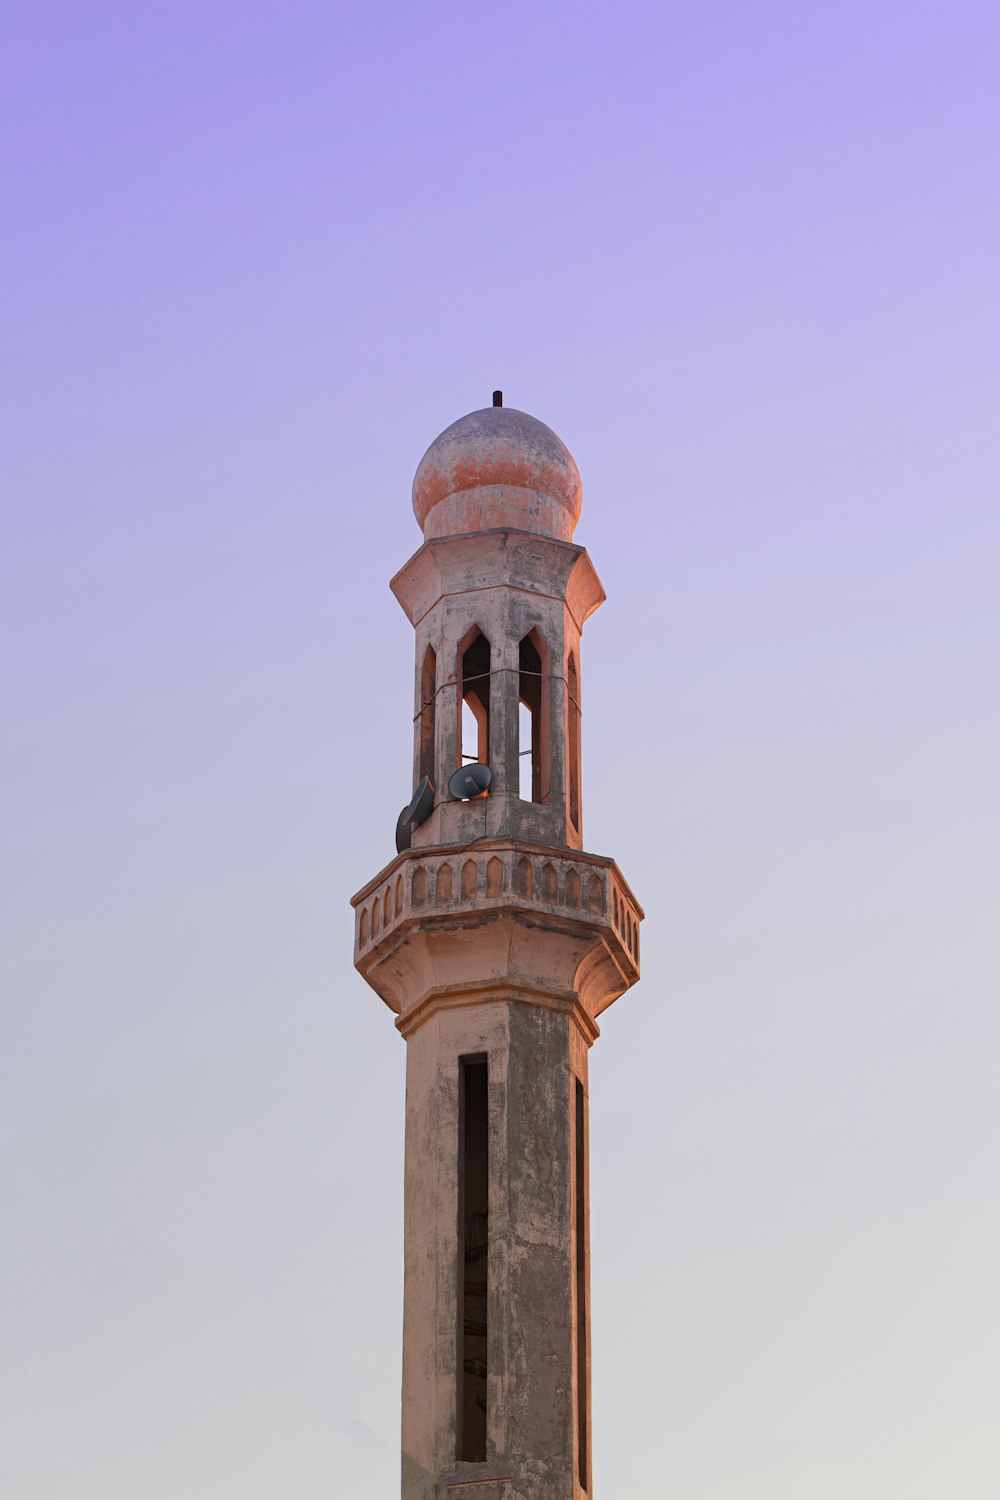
left=354, top=843, right=641, bottom=972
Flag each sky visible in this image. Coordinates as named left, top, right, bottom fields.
left=2, top=2, right=999, bottom=1496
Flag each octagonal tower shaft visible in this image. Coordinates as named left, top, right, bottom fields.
left=351, top=404, right=642, bottom=1500
left=392, top=528, right=604, bottom=853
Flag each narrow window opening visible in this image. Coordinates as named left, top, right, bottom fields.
left=518, top=633, right=544, bottom=803
left=419, top=646, right=437, bottom=786
left=460, top=632, right=491, bottom=766
left=567, top=653, right=581, bottom=832
left=518, top=702, right=533, bottom=800
left=462, top=699, right=483, bottom=764
left=458, top=1056, right=489, bottom=1463
left=575, top=1078, right=588, bottom=1491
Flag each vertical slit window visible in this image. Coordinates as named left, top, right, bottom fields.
left=518, top=633, right=544, bottom=803
left=419, top=646, right=437, bottom=786
left=518, top=703, right=533, bottom=800
left=575, top=1078, right=588, bottom=1492
left=567, top=653, right=581, bottom=831
left=458, top=1056, right=489, bottom=1463
left=460, top=632, right=491, bottom=766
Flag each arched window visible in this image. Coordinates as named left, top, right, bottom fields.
left=419, top=645, right=437, bottom=786
left=518, top=632, right=545, bottom=803
left=567, top=652, right=581, bottom=831
left=459, top=630, right=491, bottom=766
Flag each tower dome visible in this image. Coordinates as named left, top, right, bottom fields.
left=412, top=402, right=583, bottom=542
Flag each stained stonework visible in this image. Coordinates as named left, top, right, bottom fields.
left=353, top=841, right=640, bottom=1045
left=350, top=400, right=643, bottom=1500
left=412, top=405, right=583, bottom=542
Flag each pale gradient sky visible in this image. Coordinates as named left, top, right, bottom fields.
left=2, top=3, right=999, bottom=1498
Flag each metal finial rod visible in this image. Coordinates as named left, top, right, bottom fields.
left=492, top=390, right=503, bottom=407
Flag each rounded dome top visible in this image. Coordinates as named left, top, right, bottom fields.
left=412, top=404, right=583, bottom=542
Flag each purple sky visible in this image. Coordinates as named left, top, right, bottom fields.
left=3, top=4, right=999, bottom=1497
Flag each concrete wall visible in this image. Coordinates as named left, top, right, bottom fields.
left=400, top=999, right=592, bottom=1500
left=392, top=531, right=605, bottom=853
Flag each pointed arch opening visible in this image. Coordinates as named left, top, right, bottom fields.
left=459, top=629, right=491, bottom=767
left=518, top=630, right=547, bottom=803
left=419, top=645, right=437, bottom=786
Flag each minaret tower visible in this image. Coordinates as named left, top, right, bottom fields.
left=351, top=396, right=643, bottom=1500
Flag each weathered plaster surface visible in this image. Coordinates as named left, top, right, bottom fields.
left=400, top=1002, right=588, bottom=1500
left=412, top=406, right=582, bottom=542
left=351, top=402, right=642, bottom=1499
left=391, top=529, right=604, bottom=851
left=352, top=839, right=641, bottom=1028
